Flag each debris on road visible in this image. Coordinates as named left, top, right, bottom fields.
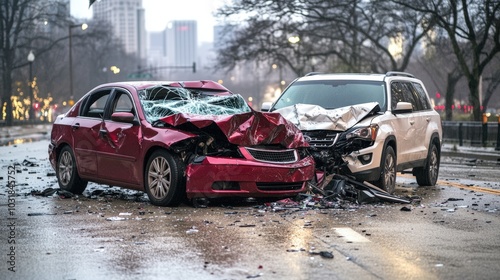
left=310, top=251, right=334, bottom=259
left=27, top=213, right=57, bottom=216
left=22, top=159, right=39, bottom=167
left=105, top=216, right=127, bottom=221
left=30, top=187, right=74, bottom=198
left=263, top=174, right=412, bottom=211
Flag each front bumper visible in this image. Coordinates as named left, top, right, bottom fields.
left=185, top=156, right=315, bottom=199
left=342, top=139, right=384, bottom=181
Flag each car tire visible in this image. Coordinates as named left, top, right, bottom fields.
left=376, top=145, right=396, bottom=194
left=56, top=146, right=88, bottom=194
left=144, top=150, right=185, bottom=206
left=415, top=143, right=440, bottom=186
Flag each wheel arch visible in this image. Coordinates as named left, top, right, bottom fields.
left=373, top=135, right=397, bottom=182
left=142, top=144, right=182, bottom=187
left=142, top=146, right=187, bottom=206
left=427, top=132, right=442, bottom=164
left=53, top=142, right=71, bottom=167
left=383, top=135, right=397, bottom=157
left=430, top=132, right=442, bottom=151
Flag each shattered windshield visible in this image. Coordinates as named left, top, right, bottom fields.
left=139, top=85, right=252, bottom=122
left=273, top=80, right=386, bottom=111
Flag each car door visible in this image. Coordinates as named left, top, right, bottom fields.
left=72, top=89, right=112, bottom=176
left=95, top=89, right=143, bottom=186
left=410, top=82, right=435, bottom=160
left=390, top=81, right=420, bottom=164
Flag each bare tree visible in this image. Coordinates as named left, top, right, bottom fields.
left=481, top=55, right=500, bottom=111
left=214, top=0, right=434, bottom=76
left=392, top=0, right=500, bottom=121
left=0, top=0, right=69, bottom=126
left=64, top=19, right=139, bottom=100
left=1, top=1, right=140, bottom=125
left=417, top=30, right=464, bottom=120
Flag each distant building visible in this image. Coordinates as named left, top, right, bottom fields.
left=92, top=0, right=147, bottom=60
left=166, top=20, right=197, bottom=67
left=213, top=24, right=237, bottom=50
left=147, top=31, right=167, bottom=74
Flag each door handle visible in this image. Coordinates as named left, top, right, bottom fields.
left=71, top=123, right=80, bottom=130
left=99, top=129, right=108, bottom=138
left=409, top=120, right=415, bottom=125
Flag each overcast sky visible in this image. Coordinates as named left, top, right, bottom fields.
left=70, top=0, right=227, bottom=43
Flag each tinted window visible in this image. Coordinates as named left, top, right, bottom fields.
left=104, top=90, right=135, bottom=121
left=80, top=90, right=112, bottom=118
left=273, top=80, right=386, bottom=111
left=391, top=82, right=422, bottom=111
left=413, top=83, right=431, bottom=110
left=112, top=91, right=134, bottom=113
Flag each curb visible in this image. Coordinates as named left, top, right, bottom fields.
left=441, top=150, right=500, bottom=162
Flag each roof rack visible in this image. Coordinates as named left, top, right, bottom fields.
left=385, top=71, right=415, bottom=78
left=304, top=72, right=323, bottom=77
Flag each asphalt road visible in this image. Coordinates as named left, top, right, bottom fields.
left=1, top=140, right=499, bottom=280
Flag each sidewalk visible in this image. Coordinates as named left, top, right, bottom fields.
left=0, top=124, right=51, bottom=146
left=441, top=142, right=500, bottom=162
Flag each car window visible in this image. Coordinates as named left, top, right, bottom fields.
left=80, top=90, right=112, bottom=118
left=412, top=82, right=431, bottom=110
left=103, top=90, right=136, bottom=121
left=391, top=82, right=421, bottom=111
left=273, top=80, right=386, bottom=111
left=112, top=92, right=134, bottom=114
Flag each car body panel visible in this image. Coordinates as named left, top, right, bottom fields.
left=160, top=111, right=308, bottom=148
left=185, top=155, right=315, bottom=198
left=96, top=120, right=142, bottom=184
left=72, top=117, right=101, bottom=176
left=274, top=102, right=379, bottom=131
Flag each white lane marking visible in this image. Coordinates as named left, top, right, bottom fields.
left=334, top=227, right=371, bottom=243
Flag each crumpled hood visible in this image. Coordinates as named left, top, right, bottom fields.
left=160, top=111, right=309, bottom=148
left=274, top=102, right=380, bottom=131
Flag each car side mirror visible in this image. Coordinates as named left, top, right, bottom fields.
left=111, top=112, right=135, bottom=123
left=393, top=102, right=413, bottom=114
left=261, top=102, right=272, bottom=112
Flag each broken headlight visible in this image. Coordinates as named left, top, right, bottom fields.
left=346, top=124, right=378, bottom=142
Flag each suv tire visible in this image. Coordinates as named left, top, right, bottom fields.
left=376, top=145, right=396, bottom=194
left=414, top=143, right=440, bottom=186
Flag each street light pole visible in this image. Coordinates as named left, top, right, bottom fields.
left=27, top=50, right=35, bottom=122
left=69, top=23, right=88, bottom=102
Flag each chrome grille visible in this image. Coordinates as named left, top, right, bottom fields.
left=304, top=131, right=340, bottom=148
left=245, top=147, right=298, bottom=164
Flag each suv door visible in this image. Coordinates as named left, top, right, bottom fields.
left=390, top=81, right=424, bottom=164
left=95, top=89, right=142, bottom=186
left=410, top=82, right=436, bottom=160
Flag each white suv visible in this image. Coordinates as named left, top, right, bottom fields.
left=264, top=72, right=442, bottom=193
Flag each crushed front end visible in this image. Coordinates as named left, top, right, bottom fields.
left=140, top=84, right=315, bottom=200
left=275, top=103, right=381, bottom=178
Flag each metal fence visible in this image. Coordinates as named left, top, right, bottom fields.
left=442, top=121, right=500, bottom=148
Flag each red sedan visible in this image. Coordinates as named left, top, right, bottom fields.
left=48, top=81, right=315, bottom=206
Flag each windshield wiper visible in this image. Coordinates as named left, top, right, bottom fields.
left=152, top=119, right=166, bottom=127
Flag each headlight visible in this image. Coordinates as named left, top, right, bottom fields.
left=346, top=124, right=378, bottom=141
